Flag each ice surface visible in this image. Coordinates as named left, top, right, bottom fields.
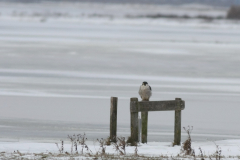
left=0, top=1, right=240, bottom=146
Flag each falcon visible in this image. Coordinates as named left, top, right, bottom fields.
left=138, top=81, right=152, bottom=101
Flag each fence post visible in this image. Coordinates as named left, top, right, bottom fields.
left=138, top=117, right=142, bottom=142
left=141, top=99, right=149, bottom=143
left=174, top=98, right=182, bottom=145
left=130, top=97, right=138, bottom=142
left=141, top=110, right=148, bottom=143
left=110, top=97, right=118, bottom=142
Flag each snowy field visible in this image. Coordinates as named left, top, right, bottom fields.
left=0, top=139, right=240, bottom=159
left=0, top=1, right=240, bottom=159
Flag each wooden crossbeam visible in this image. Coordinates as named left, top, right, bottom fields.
left=130, top=100, right=185, bottom=112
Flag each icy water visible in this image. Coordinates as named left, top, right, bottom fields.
left=0, top=2, right=240, bottom=143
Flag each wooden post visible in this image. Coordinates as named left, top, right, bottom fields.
left=174, top=98, right=182, bottom=145
left=110, top=97, right=118, bottom=142
left=130, top=97, right=138, bottom=142
left=138, top=117, right=142, bottom=142
left=141, top=111, right=148, bottom=143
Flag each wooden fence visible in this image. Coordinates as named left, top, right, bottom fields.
left=110, top=97, right=185, bottom=145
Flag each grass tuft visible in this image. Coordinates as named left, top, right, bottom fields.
left=181, top=126, right=194, bottom=156
left=126, top=136, right=137, bottom=146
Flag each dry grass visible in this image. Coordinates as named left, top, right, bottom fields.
left=126, top=136, right=137, bottom=146
left=181, top=126, right=194, bottom=156
left=0, top=131, right=239, bottom=159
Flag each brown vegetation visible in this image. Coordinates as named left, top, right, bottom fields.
left=0, top=131, right=234, bottom=159
left=227, top=5, right=240, bottom=19
left=181, top=126, right=194, bottom=156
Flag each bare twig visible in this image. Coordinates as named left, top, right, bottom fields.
left=97, top=138, right=106, bottom=157
left=134, top=143, right=138, bottom=157
left=199, top=147, right=205, bottom=160
left=55, top=140, right=64, bottom=153
left=181, top=126, right=194, bottom=155
left=77, top=133, right=92, bottom=155
left=68, top=134, right=76, bottom=154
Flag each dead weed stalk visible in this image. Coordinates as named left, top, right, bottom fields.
left=55, top=140, right=64, bottom=154
left=181, top=126, right=194, bottom=156
left=113, top=136, right=126, bottom=155
left=97, top=138, right=106, bottom=157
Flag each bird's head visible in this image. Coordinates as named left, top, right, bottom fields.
left=142, top=81, right=148, bottom=86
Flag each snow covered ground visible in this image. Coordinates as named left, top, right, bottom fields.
left=0, top=139, right=240, bottom=159
left=0, top=1, right=240, bottom=158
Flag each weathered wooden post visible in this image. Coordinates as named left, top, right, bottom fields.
left=130, top=97, right=138, bottom=142
left=174, top=98, right=182, bottom=145
left=138, top=117, right=142, bottom=142
left=110, top=97, right=118, bottom=142
left=141, top=108, right=148, bottom=143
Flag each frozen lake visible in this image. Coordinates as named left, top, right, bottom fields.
left=0, top=1, right=240, bottom=143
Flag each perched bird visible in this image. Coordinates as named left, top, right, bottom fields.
left=139, top=81, right=152, bottom=101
